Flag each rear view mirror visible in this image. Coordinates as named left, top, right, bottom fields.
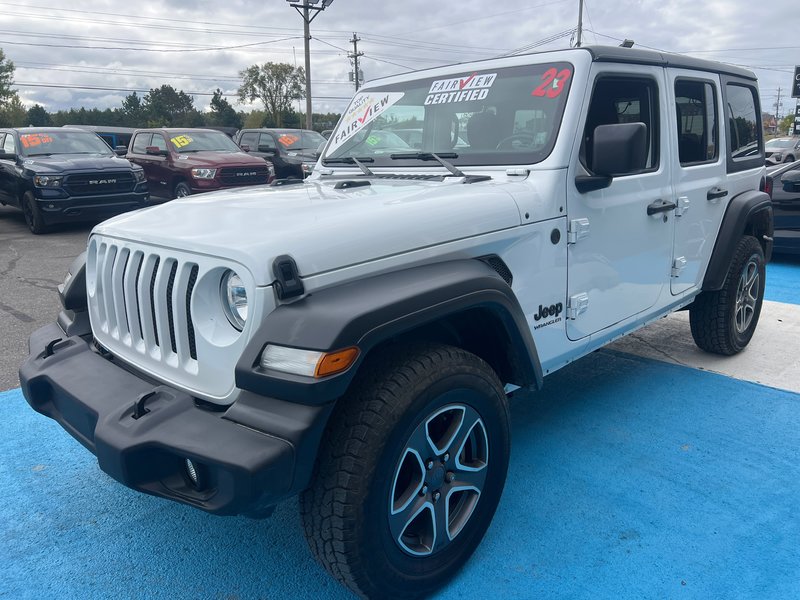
left=114, top=145, right=127, bottom=156
left=257, top=145, right=277, bottom=154
left=0, top=151, right=15, bottom=160
left=240, top=144, right=251, bottom=152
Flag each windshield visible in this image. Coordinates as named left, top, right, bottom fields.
left=169, top=131, right=242, bottom=153
left=323, top=62, right=573, bottom=167
left=274, top=130, right=326, bottom=151
left=766, top=138, right=797, bottom=149
left=20, top=130, right=112, bottom=156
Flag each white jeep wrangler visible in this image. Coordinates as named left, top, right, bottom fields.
left=21, top=46, right=772, bottom=599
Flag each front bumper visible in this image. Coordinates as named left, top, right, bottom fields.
left=20, top=322, right=332, bottom=517
left=34, top=188, right=150, bottom=224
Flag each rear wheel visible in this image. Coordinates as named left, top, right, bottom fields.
left=22, top=191, right=46, bottom=234
left=301, top=343, right=510, bottom=599
left=690, top=235, right=765, bottom=355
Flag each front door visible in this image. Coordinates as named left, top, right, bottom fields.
left=565, top=66, right=674, bottom=340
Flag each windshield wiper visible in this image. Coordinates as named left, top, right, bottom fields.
left=322, top=156, right=375, bottom=176
left=389, top=152, right=465, bottom=178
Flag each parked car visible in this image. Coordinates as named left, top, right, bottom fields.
left=0, top=127, right=148, bottom=233
left=127, top=128, right=274, bottom=198
left=234, top=128, right=326, bottom=179
left=765, top=137, right=800, bottom=165
left=22, top=46, right=772, bottom=599
left=767, top=159, right=800, bottom=253
left=66, top=125, right=137, bottom=150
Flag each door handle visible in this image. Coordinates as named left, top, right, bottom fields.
left=707, top=188, right=728, bottom=201
left=647, top=199, right=677, bottom=215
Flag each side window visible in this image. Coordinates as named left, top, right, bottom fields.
left=151, top=134, right=168, bottom=152
left=725, top=84, right=759, bottom=160
left=582, top=77, right=659, bottom=174
left=131, top=133, right=151, bottom=154
left=675, top=80, right=718, bottom=165
left=1, top=134, right=14, bottom=154
left=239, top=132, right=259, bottom=149
left=258, top=134, right=278, bottom=151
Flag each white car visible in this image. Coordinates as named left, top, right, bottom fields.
left=21, top=45, right=772, bottom=599
left=765, top=136, right=800, bottom=164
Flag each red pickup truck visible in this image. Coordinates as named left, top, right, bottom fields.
left=127, top=128, right=274, bottom=198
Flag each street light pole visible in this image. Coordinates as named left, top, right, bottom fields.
left=286, top=0, right=335, bottom=131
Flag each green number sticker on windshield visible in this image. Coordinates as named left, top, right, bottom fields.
left=170, top=135, right=193, bottom=148
left=366, top=135, right=380, bottom=146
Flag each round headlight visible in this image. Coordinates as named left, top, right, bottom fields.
left=220, top=270, right=247, bottom=331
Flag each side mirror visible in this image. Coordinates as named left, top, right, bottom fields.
left=0, top=151, right=15, bottom=160
left=145, top=146, right=168, bottom=157
left=240, top=144, right=250, bottom=152
left=575, top=122, right=648, bottom=193
left=114, top=145, right=127, bottom=156
left=781, top=170, right=800, bottom=193
left=257, top=145, right=277, bottom=155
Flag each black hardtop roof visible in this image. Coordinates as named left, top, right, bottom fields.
left=366, top=44, right=756, bottom=86
left=583, top=45, right=756, bottom=80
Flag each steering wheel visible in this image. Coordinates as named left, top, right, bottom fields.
left=495, top=133, right=536, bottom=150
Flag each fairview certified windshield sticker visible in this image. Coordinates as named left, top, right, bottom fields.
left=425, top=72, right=497, bottom=105
left=329, top=91, right=405, bottom=151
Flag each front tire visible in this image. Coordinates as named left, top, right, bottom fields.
left=690, top=235, right=765, bottom=355
left=22, top=191, right=46, bottom=234
left=173, top=181, right=191, bottom=198
left=301, top=343, right=510, bottom=599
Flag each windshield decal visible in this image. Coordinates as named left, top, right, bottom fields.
left=170, top=135, right=193, bottom=148
left=278, top=134, right=300, bottom=147
left=425, top=72, right=497, bottom=105
left=20, top=134, right=54, bottom=148
left=532, top=67, right=572, bottom=98
left=329, top=91, right=405, bottom=151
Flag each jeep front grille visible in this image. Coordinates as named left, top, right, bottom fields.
left=218, top=166, right=270, bottom=186
left=64, top=171, right=136, bottom=196
left=90, top=241, right=198, bottom=369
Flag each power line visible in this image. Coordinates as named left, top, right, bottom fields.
left=0, top=35, right=303, bottom=53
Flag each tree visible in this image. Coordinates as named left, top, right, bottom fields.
left=238, top=62, right=304, bottom=127
left=779, top=113, right=796, bottom=136
left=0, top=94, right=26, bottom=127
left=26, top=104, right=51, bottom=126
left=143, top=85, right=196, bottom=127
left=207, top=89, right=241, bottom=128
left=121, top=92, right=146, bottom=127
left=0, top=48, right=16, bottom=107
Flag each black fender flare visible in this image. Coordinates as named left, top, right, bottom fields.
left=235, top=259, right=543, bottom=405
left=702, top=190, right=773, bottom=291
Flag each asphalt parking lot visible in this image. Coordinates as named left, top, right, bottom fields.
left=1, top=211, right=799, bottom=599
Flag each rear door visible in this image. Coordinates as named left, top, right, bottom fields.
left=565, top=65, right=674, bottom=340
left=667, top=71, right=727, bottom=295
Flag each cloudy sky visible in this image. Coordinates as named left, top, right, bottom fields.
left=2, top=0, right=797, bottom=118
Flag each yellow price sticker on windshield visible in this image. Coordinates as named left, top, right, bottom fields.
left=170, top=135, right=193, bottom=148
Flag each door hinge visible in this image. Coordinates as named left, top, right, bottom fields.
left=567, top=292, right=590, bottom=319
left=567, top=218, right=590, bottom=244
left=671, top=256, right=687, bottom=277
left=675, top=196, right=690, bottom=217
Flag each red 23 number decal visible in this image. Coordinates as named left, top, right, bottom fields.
left=532, top=68, right=572, bottom=98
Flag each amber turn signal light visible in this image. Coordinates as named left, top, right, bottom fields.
left=315, top=347, right=360, bottom=377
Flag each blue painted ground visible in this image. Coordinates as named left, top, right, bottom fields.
left=1, top=256, right=797, bottom=599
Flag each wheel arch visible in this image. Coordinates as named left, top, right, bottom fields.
left=235, top=259, right=543, bottom=406
left=702, top=189, right=773, bottom=291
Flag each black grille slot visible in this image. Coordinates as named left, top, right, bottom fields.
left=481, top=256, right=513, bottom=286
left=166, top=261, right=178, bottom=354
left=369, top=174, right=446, bottom=181
left=218, top=166, right=270, bottom=186
left=64, top=171, right=136, bottom=196
left=149, top=257, right=160, bottom=347
left=186, top=265, right=199, bottom=360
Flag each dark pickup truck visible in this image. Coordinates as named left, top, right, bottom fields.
left=234, top=128, right=326, bottom=179
left=127, top=128, right=274, bottom=198
left=0, top=127, right=149, bottom=234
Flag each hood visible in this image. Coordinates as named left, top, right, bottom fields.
left=21, top=154, right=135, bottom=174
left=171, top=151, right=267, bottom=168
left=94, top=177, right=522, bottom=285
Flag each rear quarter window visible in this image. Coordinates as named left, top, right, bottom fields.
left=723, top=79, right=763, bottom=172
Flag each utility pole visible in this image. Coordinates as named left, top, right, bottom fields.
left=348, top=32, right=364, bottom=91
left=286, top=0, right=335, bottom=130
left=575, top=0, right=584, bottom=47
left=775, top=86, right=783, bottom=135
